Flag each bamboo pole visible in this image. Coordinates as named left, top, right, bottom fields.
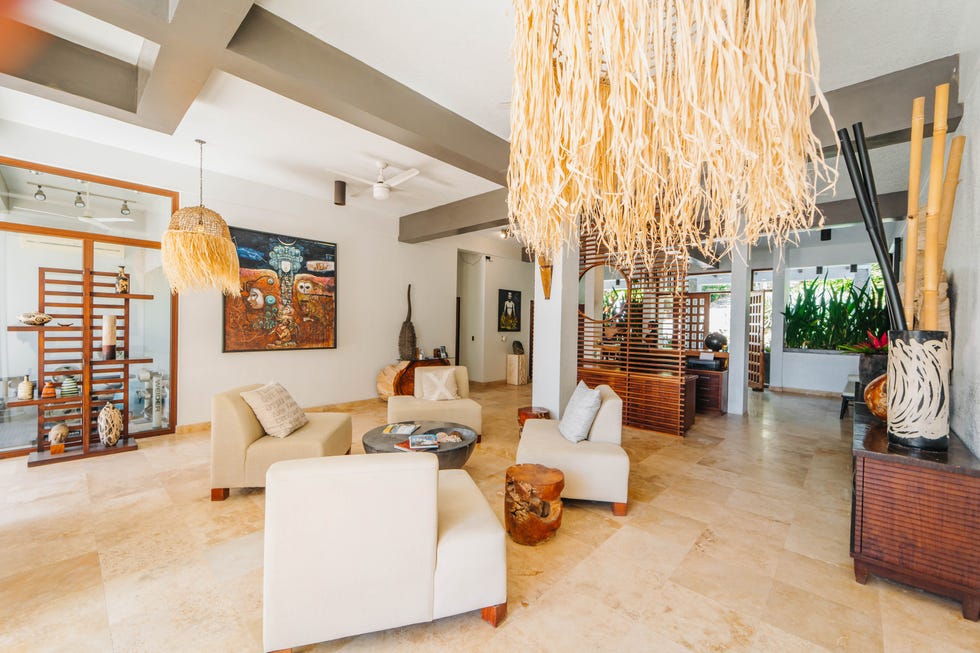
left=937, top=135, right=966, bottom=269
left=921, top=83, right=950, bottom=330
left=903, top=96, right=925, bottom=327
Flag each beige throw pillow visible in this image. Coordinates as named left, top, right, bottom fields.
left=420, top=368, right=459, bottom=401
left=240, top=382, right=308, bottom=438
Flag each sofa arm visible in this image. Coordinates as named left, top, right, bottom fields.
left=264, top=453, right=439, bottom=651
left=210, top=384, right=265, bottom=487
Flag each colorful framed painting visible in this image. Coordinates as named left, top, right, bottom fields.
left=223, top=227, right=337, bottom=352
left=498, top=289, right=521, bottom=332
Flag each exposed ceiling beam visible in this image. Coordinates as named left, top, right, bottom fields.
left=399, top=188, right=508, bottom=243
left=816, top=55, right=962, bottom=154
left=221, top=6, right=508, bottom=185
left=819, top=190, right=908, bottom=227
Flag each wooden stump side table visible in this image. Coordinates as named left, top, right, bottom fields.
left=505, top=464, right=564, bottom=545
left=517, top=406, right=550, bottom=427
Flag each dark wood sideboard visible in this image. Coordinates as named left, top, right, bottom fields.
left=851, top=403, right=980, bottom=620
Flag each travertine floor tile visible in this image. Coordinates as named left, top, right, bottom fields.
left=1, top=386, right=974, bottom=652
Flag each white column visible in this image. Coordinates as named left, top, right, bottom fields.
left=727, top=243, right=751, bottom=414
left=532, top=246, right=579, bottom=418
left=769, top=249, right=786, bottom=389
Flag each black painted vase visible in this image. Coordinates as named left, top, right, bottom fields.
left=886, top=330, right=950, bottom=451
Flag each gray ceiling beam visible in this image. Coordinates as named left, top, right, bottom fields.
left=135, top=0, right=253, bottom=133
left=399, top=189, right=508, bottom=243
left=816, top=55, right=962, bottom=154
left=221, top=6, right=508, bottom=186
left=818, top=190, right=908, bottom=227
left=54, top=0, right=170, bottom=43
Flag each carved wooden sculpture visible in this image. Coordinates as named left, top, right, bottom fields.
left=398, top=284, right=417, bottom=361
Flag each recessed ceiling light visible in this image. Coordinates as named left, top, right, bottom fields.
left=74, top=192, right=85, bottom=208
left=34, top=185, right=46, bottom=201
left=120, top=201, right=131, bottom=216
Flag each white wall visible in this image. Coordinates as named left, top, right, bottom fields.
left=455, top=250, right=534, bottom=383
left=481, top=256, right=533, bottom=382
left=456, top=252, right=485, bottom=379
left=946, top=42, right=980, bottom=456
left=0, top=119, right=500, bottom=425
left=778, top=351, right=859, bottom=394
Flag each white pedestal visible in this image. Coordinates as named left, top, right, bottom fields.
left=507, top=354, right=529, bottom=385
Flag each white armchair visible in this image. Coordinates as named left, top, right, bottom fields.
left=210, top=384, right=351, bottom=500
left=263, top=453, right=507, bottom=652
left=387, top=366, right=482, bottom=438
left=515, top=384, right=629, bottom=515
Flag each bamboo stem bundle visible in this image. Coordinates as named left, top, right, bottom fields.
left=903, top=96, right=925, bottom=327
left=937, top=135, right=966, bottom=269
left=921, top=83, right=950, bottom=330
left=853, top=122, right=896, bottom=327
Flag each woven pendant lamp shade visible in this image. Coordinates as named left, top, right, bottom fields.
left=161, top=140, right=240, bottom=295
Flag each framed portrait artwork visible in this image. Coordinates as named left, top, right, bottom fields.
left=223, top=226, right=337, bottom=352
left=498, top=289, right=521, bottom=332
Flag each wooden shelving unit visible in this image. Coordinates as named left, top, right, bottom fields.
left=16, top=267, right=153, bottom=466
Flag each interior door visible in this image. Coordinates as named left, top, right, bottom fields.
left=747, top=291, right=765, bottom=391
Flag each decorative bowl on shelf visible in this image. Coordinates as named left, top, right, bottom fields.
left=864, top=373, right=888, bottom=421
left=17, top=311, right=53, bottom=326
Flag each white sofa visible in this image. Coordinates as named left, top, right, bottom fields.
left=210, top=384, right=352, bottom=500
left=263, top=453, right=507, bottom=652
left=515, top=384, right=629, bottom=515
left=387, top=366, right=482, bottom=437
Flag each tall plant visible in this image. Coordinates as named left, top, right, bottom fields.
left=783, top=276, right=888, bottom=350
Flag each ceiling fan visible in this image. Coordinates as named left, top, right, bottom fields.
left=332, top=161, right=420, bottom=201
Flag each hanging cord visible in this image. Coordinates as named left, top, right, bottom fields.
left=195, top=138, right=205, bottom=208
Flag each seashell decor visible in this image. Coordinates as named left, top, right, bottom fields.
left=97, top=402, right=123, bottom=447
left=17, top=311, right=52, bottom=326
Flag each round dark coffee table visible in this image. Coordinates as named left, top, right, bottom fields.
left=361, top=421, right=477, bottom=469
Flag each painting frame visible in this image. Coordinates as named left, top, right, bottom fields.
left=222, top=226, right=337, bottom=353
left=497, top=289, right=521, bottom=332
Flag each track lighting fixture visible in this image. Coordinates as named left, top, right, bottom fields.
left=34, top=185, right=46, bottom=201
left=120, top=201, right=131, bottom=216
left=74, top=192, right=85, bottom=208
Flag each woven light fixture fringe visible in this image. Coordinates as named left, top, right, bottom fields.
left=161, top=139, right=240, bottom=295
left=507, top=0, right=837, bottom=271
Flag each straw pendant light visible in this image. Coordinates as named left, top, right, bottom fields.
left=161, top=139, right=240, bottom=295
left=507, top=0, right=837, bottom=272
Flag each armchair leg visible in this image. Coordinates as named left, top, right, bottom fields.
left=481, top=602, right=507, bottom=627
left=612, top=502, right=627, bottom=516
left=268, top=649, right=292, bottom=653
left=210, top=488, right=229, bottom=501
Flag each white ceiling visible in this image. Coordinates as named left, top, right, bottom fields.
left=0, top=70, right=499, bottom=217
left=11, top=0, right=146, bottom=65
left=1, top=0, right=979, bottom=222
left=257, top=0, right=517, bottom=140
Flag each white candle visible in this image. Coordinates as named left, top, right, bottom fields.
left=102, top=315, right=117, bottom=346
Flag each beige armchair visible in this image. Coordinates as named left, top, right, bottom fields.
left=263, top=453, right=507, bottom=652
left=387, top=366, right=482, bottom=438
left=210, top=384, right=352, bottom=501
left=516, top=384, right=629, bottom=515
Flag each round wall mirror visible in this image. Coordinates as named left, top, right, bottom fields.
left=578, top=264, right=628, bottom=322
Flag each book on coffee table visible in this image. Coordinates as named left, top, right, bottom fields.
left=393, top=433, right=439, bottom=452
left=383, top=422, right=420, bottom=435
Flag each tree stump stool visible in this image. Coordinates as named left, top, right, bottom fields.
left=505, top=464, right=564, bottom=545
left=517, top=406, right=550, bottom=427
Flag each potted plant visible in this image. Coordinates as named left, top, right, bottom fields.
left=839, top=330, right=888, bottom=389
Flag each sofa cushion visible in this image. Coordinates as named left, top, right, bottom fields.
left=420, top=367, right=459, bottom=401
left=558, top=381, right=601, bottom=442
left=387, top=396, right=482, bottom=435
left=247, top=412, right=352, bottom=487
left=240, top=382, right=308, bottom=438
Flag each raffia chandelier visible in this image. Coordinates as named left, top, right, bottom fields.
left=507, top=0, right=837, bottom=270
left=161, top=139, right=240, bottom=295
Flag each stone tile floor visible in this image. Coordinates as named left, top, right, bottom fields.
left=2, top=384, right=978, bottom=652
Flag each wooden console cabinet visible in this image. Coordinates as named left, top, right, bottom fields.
left=851, top=404, right=980, bottom=620
left=691, top=369, right=728, bottom=414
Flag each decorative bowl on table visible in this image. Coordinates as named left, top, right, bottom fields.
left=17, top=311, right=53, bottom=326
left=863, top=374, right=888, bottom=421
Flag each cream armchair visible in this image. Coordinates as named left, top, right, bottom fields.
left=515, top=384, right=629, bottom=515
left=210, top=384, right=352, bottom=500
left=263, top=453, right=507, bottom=652
left=387, top=366, right=482, bottom=438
